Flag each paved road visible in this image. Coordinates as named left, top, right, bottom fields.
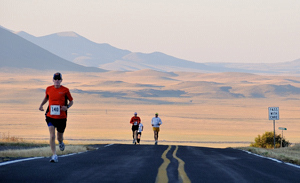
left=1, top=144, right=299, bottom=183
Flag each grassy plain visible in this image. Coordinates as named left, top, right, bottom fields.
left=1, top=69, right=300, bottom=148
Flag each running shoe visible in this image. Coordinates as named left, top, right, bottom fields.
left=133, top=139, right=136, bottom=144
left=155, top=141, right=158, bottom=145
left=50, top=155, right=58, bottom=163
left=59, top=142, right=65, bottom=151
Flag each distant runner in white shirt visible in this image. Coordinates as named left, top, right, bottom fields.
left=151, top=113, right=162, bottom=145
left=137, top=123, right=143, bottom=144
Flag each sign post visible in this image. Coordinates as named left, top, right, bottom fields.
left=269, top=107, right=279, bottom=149
left=278, top=127, right=287, bottom=148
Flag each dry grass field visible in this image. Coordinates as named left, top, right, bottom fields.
left=1, top=68, right=300, bottom=148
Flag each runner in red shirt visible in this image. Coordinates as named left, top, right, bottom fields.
left=39, top=72, right=73, bottom=162
left=130, top=112, right=141, bottom=144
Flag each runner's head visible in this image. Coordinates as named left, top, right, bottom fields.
left=134, top=112, right=137, bottom=116
left=53, top=72, right=62, bottom=80
left=53, top=72, right=62, bottom=87
left=155, top=113, right=158, bottom=117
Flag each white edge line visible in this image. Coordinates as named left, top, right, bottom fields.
left=104, top=144, right=114, bottom=147
left=285, top=163, right=300, bottom=169
left=0, top=157, right=44, bottom=167
left=266, top=157, right=282, bottom=163
left=242, top=150, right=282, bottom=163
left=0, top=150, right=89, bottom=166
left=240, top=149, right=300, bottom=169
left=60, top=151, right=86, bottom=157
left=0, top=144, right=115, bottom=167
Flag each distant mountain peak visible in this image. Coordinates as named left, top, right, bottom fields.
left=122, top=52, right=143, bottom=62
left=14, top=31, right=24, bottom=34
left=56, top=31, right=79, bottom=37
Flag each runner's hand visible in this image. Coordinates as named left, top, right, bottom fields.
left=39, top=106, right=44, bottom=111
left=61, top=106, right=68, bottom=111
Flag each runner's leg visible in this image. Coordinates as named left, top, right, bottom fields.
left=137, top=133, right=141, bottom=143
left=134, top=130, right=137, bottom=141
left=48, top=126, right=56, bottom=155
left=57, top=132, right=64, bottom=143
left=132, top=128, right=135, bottom=143
left=154, top=131, right=158, bottom=141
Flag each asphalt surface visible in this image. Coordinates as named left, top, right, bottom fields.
left=0, top=144, right=299, bottom=183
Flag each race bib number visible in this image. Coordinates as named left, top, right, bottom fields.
left=50, top=105, right=60, bottom=115
left=134, top=122, right=138, bottom=125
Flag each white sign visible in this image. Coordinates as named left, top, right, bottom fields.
left=269, top=107, right=279, bottom=120
left=50, top=105, right=60, bottom=115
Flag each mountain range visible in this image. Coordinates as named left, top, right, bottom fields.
left=0, top=26, right=104, bottom=72
left=14, top=29, right=234, bottom=72
left=1, top=25, right=299, bottom=73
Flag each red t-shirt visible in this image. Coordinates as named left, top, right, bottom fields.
left=45, top=85, right=73, bottom=119
left=130, top=116, right=141, bottom=125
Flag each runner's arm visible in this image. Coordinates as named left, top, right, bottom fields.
left=68, top=100, right=73, bottom=108
left=130, top=117, right=134, bottom=124
left=39, top=97, right=48, bottom=111
left=61, top=100, right=73, bottom=111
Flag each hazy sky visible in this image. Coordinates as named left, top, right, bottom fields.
left=1, top=0, right=300, bottom=63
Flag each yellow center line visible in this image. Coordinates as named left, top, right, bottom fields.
left=156, top=145, right=171, bottom=183
left=173, top=145, right=191, bottom=183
